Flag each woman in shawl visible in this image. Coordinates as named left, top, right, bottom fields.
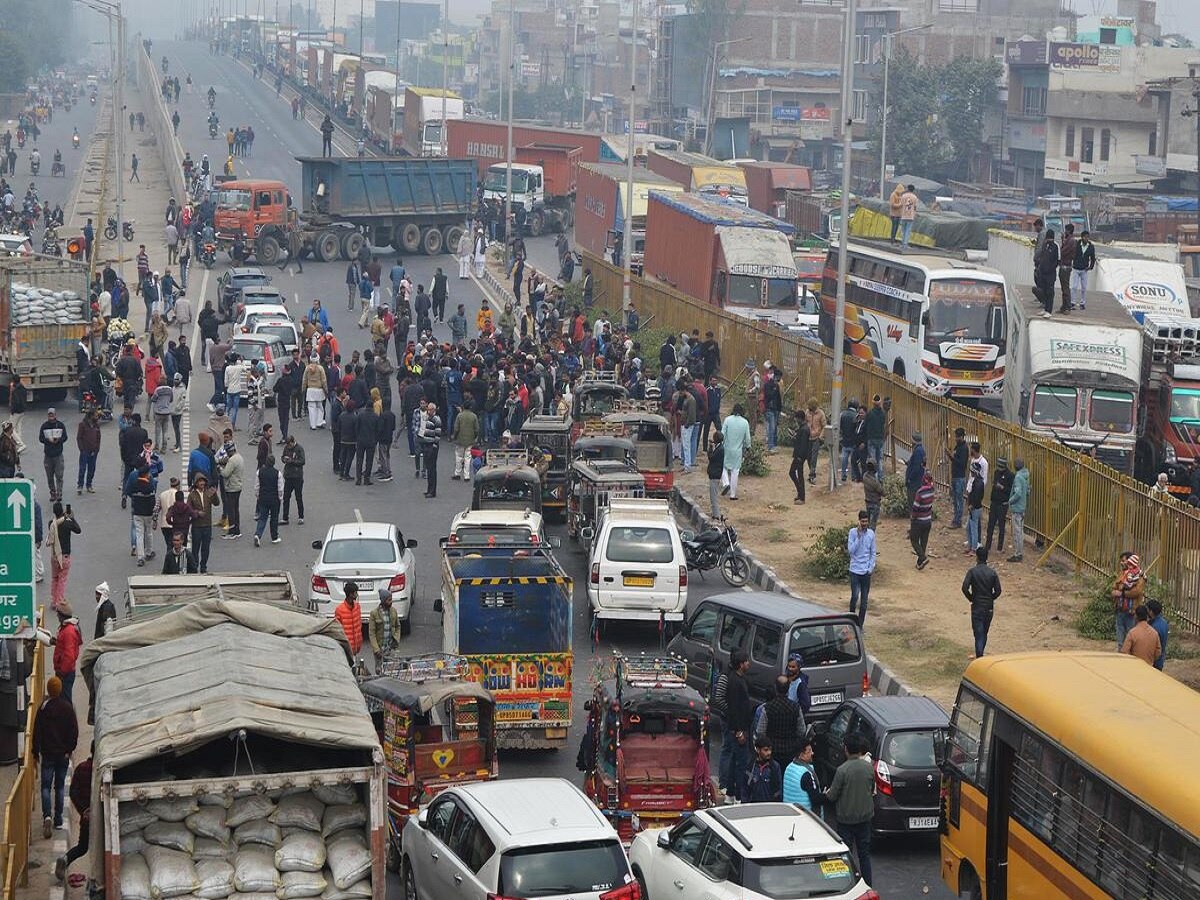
left=1112, top=551, right=1145, bottom=651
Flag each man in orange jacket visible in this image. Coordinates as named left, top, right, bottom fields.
left=334, top=580, right=363, bottom=658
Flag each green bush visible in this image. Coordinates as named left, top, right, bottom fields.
left=805, top=525, right=853, bottom=580
left=1075, top=575, right=1168, bottom=642
left=741, top=438, right=770, bottom=477
left=881, top=473, right=910, bottom=517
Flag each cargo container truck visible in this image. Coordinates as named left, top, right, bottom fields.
left=0, top=255, right=91, bottom=401
left=575, top=163, right=682, bottom=274
left=437, top=542, right=572, bottom=749
left=212, top=156, right=474, bottom=263
left=480, top=143, right=581, bottom=235
left=643, top=190, right=798, bottom=326
left=401, top=87, right=464, bottom=157
left=80, top=600, right=387, bottom=900
left=645, top=149, right=748, bottom=205
left=445, top=118, right=604, bottom=177
left=737, top=161, right=812, bottom=218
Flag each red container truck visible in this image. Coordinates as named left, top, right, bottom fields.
left=576, top=163, right=682, bottom=272
left=645, top=149, right=748, bottom=205
left=738, top=161, right=812, bottom=218
left=446, top=118, right=604, bottom=179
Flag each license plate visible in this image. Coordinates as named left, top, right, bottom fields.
left=623, top=575, right=655, bottom=587
left=908, top=816, right=939, bottom=830
left=353, top=581, right=374, bottom=592
left=544, top=727, right=567, bottom=739
left=811, top=692, right=844, bottom=706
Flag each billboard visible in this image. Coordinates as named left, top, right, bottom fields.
left=1006, top=41, right=1048, bottom=65
left=1050, top=41, right=1121, bottom=72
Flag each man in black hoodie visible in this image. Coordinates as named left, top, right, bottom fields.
left=355, top=402, right=379, bottom=486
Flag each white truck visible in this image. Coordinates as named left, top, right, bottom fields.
left=402, top=87, right=464, bottom=157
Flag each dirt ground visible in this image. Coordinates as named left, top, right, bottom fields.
left=676, top=455, right=1200, bottom=709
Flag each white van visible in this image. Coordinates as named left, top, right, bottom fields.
left=588, top=497, right=687, bottom=629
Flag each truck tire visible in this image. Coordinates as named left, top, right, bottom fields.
left=314, top=230, right=340, bottom=262
left=420, top=226, right=443, bottom=255
left=442, top=225, right=464, bottom=256
left=529, top=208, right=545, bottom=237
left=256, top=234, right=281, bottom=265
left=342, top=230, right=365, bottom=261
left=399, top=223, right=422, bottom=254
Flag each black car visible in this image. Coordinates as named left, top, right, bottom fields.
left=815, top=695, right=948, bottom=835
left=216, top=267, right=272, bottom=315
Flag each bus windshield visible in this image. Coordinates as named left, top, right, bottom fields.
left=215, top=189, right=252, bottom=211
left=727, top=275, right=797, bottom=309
left=485, top=167, right=529, bottom=194
left=924, top=279, right=1005, bottom=350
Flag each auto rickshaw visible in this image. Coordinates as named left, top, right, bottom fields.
left=573, top=429, right=638, bottom=466
left=521, top=413, right=572, bottom=522
left=571, top=371, right=629, bottom=440
left=471, top=449, right=543, bottom=514
left=603, top=400, right=674, bottom=495
left=567, top=457, right=645, bottom=542
left=578, top=654, right=715, bottom=843
left=359, top=654, right=498, bottom=871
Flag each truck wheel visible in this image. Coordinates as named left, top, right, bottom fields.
left=420, top=226, right=443, bottom=255
left=256, top=234, right=281, bottom=265
left=399, top=223, right=422, bottom=254
left=314, top=230, right=340, bottom=262
left=529, top=209, right=545, bottom=237
left=442, top=225, right=464, bottom=256
left=342, top=230, right=365, bottom=261
left=386, top=838, right=401, bottom=874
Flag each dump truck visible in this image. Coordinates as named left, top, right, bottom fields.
left=123, top=571, right=304, bottom=625
left=646, top=149, right=748, bottom=206
left=401, top=86, right=464, bottom=157
left=212, top=156, right=475, bottom=264
left=81, top=600, right=387, bottom=900
left=575, top=163, right=682, bottom=273
left=437, top=542, right=572, bottom=749
left=0, top=255, right=90, bottom=401
left=480, top=143, right=581, bottom=235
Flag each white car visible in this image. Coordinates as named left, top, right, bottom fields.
left=234, top=302, right=291, bottom=333
left=308, top=521, right=417, bottom=635
left=401, top=778, right=639, bottom=900
left=629, top=803, right=877, bottom=900
left=250, top=317, right=300, bottom=354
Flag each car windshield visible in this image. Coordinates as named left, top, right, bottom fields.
left=243, top=292, right=280, bottom=305
left=321, top=538, right=396, bottom=564
left=794, top=256, right=824, bottom=281
left=231, top=341, right=272, bottom=361
left=605, top=526, right=674, bottom=563
left=216, top=189, right=252, bottom=211
left=1089, top=389, right=1134, bottom=433
left=882, top=729, right=944, bottom=768
left=1031, top=385, right=1076, bottom=428
left=1170, top=388, right=1200, bottom=421
left=498, top=840, right=629, bottom=898
left=475, top=478, right=538, bottom=503
left=452, top=526, right=536, bottom=545
left=788, top=622, right=862, bottom=666
left=741, top=853, right=858, bottom=898
left=257, top=325, right=296, bottom=346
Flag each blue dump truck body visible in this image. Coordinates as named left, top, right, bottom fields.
left=441, top=546, right=573, bottom=749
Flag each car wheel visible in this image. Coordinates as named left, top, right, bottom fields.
left=633, top=868, right=649, bottom=899
left=402, top=857, right=420, bottom=900
left=400, top=616, right=411, bottom=637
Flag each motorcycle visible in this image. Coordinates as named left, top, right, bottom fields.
left=72, top=134, right=80, bottom=149
left=42, top=229, right=61, bottom=256
left=209, top=121, right=218, bottom=139
left=103, top=216, right=135, bottom=241
left=16, top=132, right=25, bottom=149
left=680, top=517, right=751, bottom=587
left=207, top=92, right=216, bottom=110
left=51, top=160, right=65, bottom=177
left=29, top=159, right=39, bottom=176
left=89, top=93, right=96, bottom=105
left=200, top=241, right=217, bottom=269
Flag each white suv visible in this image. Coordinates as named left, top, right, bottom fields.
left=629, top=803, right=878, bottom=900
left=401, top=778, right=639, bottom=900
left=587, top=498, right=687, bottom=630
left=308, top=521, right=417, bottom=634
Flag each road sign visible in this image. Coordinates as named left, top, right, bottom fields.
left=0, top=479, right=35, bottom=635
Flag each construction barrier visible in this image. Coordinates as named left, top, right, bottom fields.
left=1, top=614, right=47, bottom=900
left=585, top=254, right=1200, bottom=634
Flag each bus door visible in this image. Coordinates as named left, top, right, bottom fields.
left=985, top=737, right=1015, bottom=899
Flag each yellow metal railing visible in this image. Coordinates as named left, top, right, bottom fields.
left=588, top=254, right=1200, bottom=633
left=1, top=612, right=47, bottom=899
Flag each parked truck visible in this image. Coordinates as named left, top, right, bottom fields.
left=480, top=142, right=581, bottom=235
left=575, top=163, right=682, bottom=274
left=645, top=149, right=748, bottom=206
left=123, top=571, right=304, bottom=625
left=212, top=156, right=474, bottom=263
left=437, top=542, right=572, bottom=749
left=0, top=255, right=90, bottom=401
left=401, top=86, right=464, bottom=157
left=446, top=118, right=604, bottom=177
left=80, top=599, right=387, bottom=900
left=737, top=161, right=812, bottom=219
left=643, top=190, right=798, bottom=326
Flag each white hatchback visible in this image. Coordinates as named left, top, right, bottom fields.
left=629, top=803, right=878, bottom=900
left=588, top=497, right=687, bottom=629
left=308, top=521, right=417, bottom=635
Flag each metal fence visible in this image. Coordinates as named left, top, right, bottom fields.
left=1, top=614, right=47, bottom=899
left=585, top=254, right=1200, bottom=633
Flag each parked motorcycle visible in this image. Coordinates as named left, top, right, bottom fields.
left=104, top=216, right=135, bottom=241
left=680, top=517, right=750, bottom=587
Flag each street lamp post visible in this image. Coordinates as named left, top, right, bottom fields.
left=702, top=37, right=751, bottom=158
left=391, top=0, right=402, bottom=153
left=878, top=22, right=932, bottom=199
left=441, top=0, right=449, bottom=157
left=504, top=0, right=515, bottom=252
left=621, top=0, right=639, bottom=312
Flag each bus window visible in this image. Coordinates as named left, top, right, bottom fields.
left=945, top=687, right=988, bottom=784
left=908, top=299, right=922, bottom=339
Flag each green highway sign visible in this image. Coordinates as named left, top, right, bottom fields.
left=0, top=479, right=35, bottom=635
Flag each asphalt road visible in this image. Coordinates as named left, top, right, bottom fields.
left=34, top=41, right=952, bottom=900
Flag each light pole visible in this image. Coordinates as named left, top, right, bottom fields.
left=702, top=37, right=751, bottom=158
left=621, top=0, right=640, bottom=311
left=440, top=0, right=449, bottom=157
left=878, top=22, right=931, bottom=198
left=829, top=0, right=857, bottom=491
left=391, top=0, right=402, bottom=153
left=504, top=0, right=515, bottom=251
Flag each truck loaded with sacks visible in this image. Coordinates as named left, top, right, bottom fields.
left=0, top=255, right=91, bottom=400
left=79, top=600, right=387, bottom=900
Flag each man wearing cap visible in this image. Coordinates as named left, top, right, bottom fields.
left=784, top=654, right=811, bottom=715
left=335, top=581, right=364, bottom=659
left=159, top=476, right=184, bottom=551
left=985, top=457, right=1014, bottom=554
left=33, top=675, right=77, bottom=838
left=51, top=603, right=82, bottom=704
left=303, top=353, right=328, bottom=429
left=368, top=588, right=400, bottom=667
left=94, top=582, right=116, bottom=640
left=39, top=408, right=67, bottom=501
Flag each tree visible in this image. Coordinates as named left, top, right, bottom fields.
left=0, top=0, right=71, bottom=80
left=0, top=32, right=29, bottom=93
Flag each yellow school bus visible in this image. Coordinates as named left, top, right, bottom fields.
left=940, top=652, right=1199, bottom=900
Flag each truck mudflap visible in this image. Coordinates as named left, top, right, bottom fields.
left=465, top=652, right=572, bottom=748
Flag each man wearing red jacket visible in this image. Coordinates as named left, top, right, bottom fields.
left=51, top=603, right=82, bottom=704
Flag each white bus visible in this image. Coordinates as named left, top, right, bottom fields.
left=818, top=243, right=1008, bottom=401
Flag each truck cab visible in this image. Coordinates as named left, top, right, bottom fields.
left=1139, top=362, right=1200, bottom=495
left=483, top=162, right=543, bottom=216
left=213, top=180, right=289, bottom=261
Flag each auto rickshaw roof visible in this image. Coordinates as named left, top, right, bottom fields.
left=577, top=382, right=628, bottom=398
left=571, top=458, right=645, bottom=482
left=603, top=410, right=670, bottom=428
left=521, top=414, right=572, bottom=434
left=476, top=464, right=540, bottom=481
left=574, top=435, right=636, bottom=454
left=361, top=675, right=494, bottom=715
left=596, top=678, right=709, bottom=718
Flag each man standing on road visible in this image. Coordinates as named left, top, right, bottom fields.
left=755, top=675, right=806, bottom=766
left=725, top=649, right=753, bottom=801
left=431, top=267, right=448, bottom=323
left=904, top=431, right=925, bottom=510
left=962, top=547, right=1002, bottom=657
left=847, top=510, right=876, bottom=627
left=369, top=589, right=400, bottom=667
left=457, top=229, right=472, bottom=279
left=253, top=453, right=283, bottom=546
left=39, top=408, right=68, bottom=501
left=789, top=409, right=811, bottom=504
left=448, top=303, right=468, bottom=346
left=280, top=435, right=306, bottom=524
left=320, top=115, right=334, bottom=157
left=217, top=438, right=244, bottom=540
left=825, top=732, right=875, bottom=887
left=129, top=152, right=140, bottom=182
left=985, top=457, right=1014, bottom=554
left=334, top=581, right=363, bottom=660
left=910, top=471, right=934, bottom=570
left=420, top=401, right=442, bottom=498
left=945, top=427, right=968, bottom=528
left=451, top=400, right=479, bottom=481
left=345, top=260, right=360, bottom=310
left=1007, top=459, right=1029, bottom=562
left=33, top=676, right=77, bottom=840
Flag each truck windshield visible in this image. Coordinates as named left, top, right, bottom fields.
left=1170, top=388, right=1200, bottom=420
left=726, top=275, right=798, bottom=309
left=423, top=121, right=442, bottom=146
left=1031, top=385, right=1077, bottom=427
left=216, top=189, right=252, bottom=211
left=1089, top=389, right=1135, bottom=433
left=484, top=167, right=529, bottom=194
left=925, top=279, right=1005, bottom=350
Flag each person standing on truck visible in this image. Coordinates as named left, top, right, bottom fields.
left=335, top=581, right=363, bottom=659
left=320, top=115, right=334, bottom=157
left=888, top=182, right=905, bottom=243
left=1058, top=224, right=1077, bottom=312
left=1034, top=229, right=1059, bottom=315
left=1072, top=230, right=1095, bottom=308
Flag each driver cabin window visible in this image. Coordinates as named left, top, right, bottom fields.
left=257, top=190, right=272, bottom=208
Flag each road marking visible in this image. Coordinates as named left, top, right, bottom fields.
left=354, top=509, right=364, bottom=524
left=180, top=267, right=209, bottom=482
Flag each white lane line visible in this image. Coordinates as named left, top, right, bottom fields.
left=181, top=267, right=209, bottom=482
